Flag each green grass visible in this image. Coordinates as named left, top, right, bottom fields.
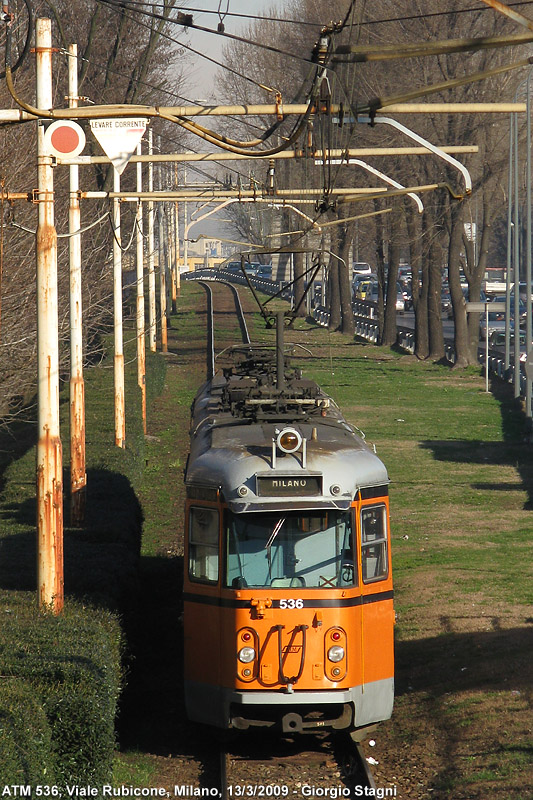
left=113, top=753, right=157, bottom=786
left=2, top=282, right=532, bottom=796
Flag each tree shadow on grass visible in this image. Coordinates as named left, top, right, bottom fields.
left=0, top=467, right=142, bottom=608
left=395, top=625, right=533, bottom=698
left=116, top=554, right=185, bottom=754
left=395, top=623, right=533, bottom=796
left=420, top=374, right=533, bottom=509
left=0, top=405, right=38, bottom=497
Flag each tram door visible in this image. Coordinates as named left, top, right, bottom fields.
left=184, top=504, right=222, bottom=689
left=359, top=501, right=394, bottom=685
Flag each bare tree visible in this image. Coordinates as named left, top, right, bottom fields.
left=0, top=0, right=190, bottom=419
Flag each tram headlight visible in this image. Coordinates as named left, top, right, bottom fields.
left=327, top=645, right=345, bottom=663
left=276, top=427, right=302, bottom=453
left=238, top=646, right=256, bottom=663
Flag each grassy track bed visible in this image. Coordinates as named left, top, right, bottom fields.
left=122, top=283, right=532, bottom=797
left=2, top=281, right=530, bottom=796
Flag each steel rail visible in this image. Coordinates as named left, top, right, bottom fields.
left=333, top=732, right=378, bottom=793
left=197, top=281, right=215, bottom=381
left=197, top=280, right=251, bottom=381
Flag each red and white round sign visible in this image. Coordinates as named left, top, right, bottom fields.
left=44, top=120, right=86, bottom=157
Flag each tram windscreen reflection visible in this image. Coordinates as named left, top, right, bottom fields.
left=225, top=510, right=356, bottom=589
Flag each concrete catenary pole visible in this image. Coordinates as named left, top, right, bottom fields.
left=170, top=163, right=177, bottom=313
left=157, top=137, right=168, bottom=352
left=183, top=166, right=188, bottom=272
left=113, top=169, right=126, bottom=446
left=147, top=130, right=157, bottom=352
left=68, top=43, right=86, bottom=525
left=174, top=164, right=181, bottom=297
left=158, top=205, right=168, bottom=352
left=36, top=18, right=63, bottom=612
left=136, top=143, right=147, bottom=433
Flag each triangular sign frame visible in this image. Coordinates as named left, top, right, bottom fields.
left=89, top=118, right=148, bottom=175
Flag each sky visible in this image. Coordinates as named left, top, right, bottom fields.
left=177, top=1, right=283, bottom=100
left=174, top=2, right=285, bottom=240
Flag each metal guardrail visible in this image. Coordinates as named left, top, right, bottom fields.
left=186, top=268, right=292, bottom=301
left=187, top=269, right=524, bottom=394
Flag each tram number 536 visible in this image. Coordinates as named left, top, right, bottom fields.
left=279, top=599, right=304, bottom=609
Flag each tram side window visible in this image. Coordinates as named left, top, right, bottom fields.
left=361, top=505, right=388, bottom=583
left=189, top=506, right=219, bottom=583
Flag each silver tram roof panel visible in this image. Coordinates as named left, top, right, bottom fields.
left=186, top=362, right=389, bottom=511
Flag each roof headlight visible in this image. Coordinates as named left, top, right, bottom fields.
left=238, top=647, right=256, bottom=663
left=277, top=427, right=302, bottom=453
left=327, top=645, right=345, bottom=663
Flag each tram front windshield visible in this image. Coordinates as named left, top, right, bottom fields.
left=225, top=510, right=355, bottom=589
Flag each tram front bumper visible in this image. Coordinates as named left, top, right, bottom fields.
left=184, top=679, right=394, bottom=732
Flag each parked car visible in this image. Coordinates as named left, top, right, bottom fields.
left=368, top=282, right=405, bottom=313
left=441, top=288, right=452, bottom=315
left=352, top=262, right=373, bottom=276
left=402, top=284, right=413, bottom=311
left=243, top=262, right=260, bottom=277
left=489, top=329, right=525, bottom=349
left=479, top=310, right=506, bottom=341
left=397, top=265, right=412, bottom=287
left=223, top=261, right=242, bottom=274
left=354, top=278, right=377, bottom=301
left=256, top=264, right=272, bottom=280
left=447, top=287, right=487, bottom=318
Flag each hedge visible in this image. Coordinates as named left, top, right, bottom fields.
left=0, top=594, right=122, bottom=786
left=0, top=336, right=167, bottom=786
left=0, top=680, right=55, bottom=783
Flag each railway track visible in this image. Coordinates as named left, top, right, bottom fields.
left=207, top=732, right=377, bottom=799
left=197, top=279, right=251, bottom=379
left=188, top=278, right=381, bottom=799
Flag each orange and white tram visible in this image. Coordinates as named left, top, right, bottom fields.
left=183, top=349, right=394, bottom=737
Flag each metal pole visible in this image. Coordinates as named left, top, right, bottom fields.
left=527, top=73, right=532, bottom=418
left=183, top=167, right=188, bottom=272
left=175, top=164, right=181, bottom=296
left=113, top=169, right=126, bottom=446
left=60, top=145, right=480, bottom=168
left=165, top=201, right=172, bottom=320
left=147, top=130, right=156, bottom=352
left=170, top=164, right=177, bottom=312
left=159, top=206, right=168, bottom=351
left=157, top=138, right=168, bottom=352
left=68, top=43, right=86, bottom=525
left=513, top=106, right=521, bottom=396
left=505, top=112, right=514, bottom=372
left=136, top=143, right=147, bottom=434
left=276, top=311, right=285, bottom=390
left=36, top=18, right=63, bottom=612
left=485, top=303, right=489, bottom=392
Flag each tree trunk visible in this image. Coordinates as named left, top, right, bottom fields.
left=405, top=201, right=428, bottom=359
left=328, top=226, right=341, bottom=330
left=382, top=206, right=401, bottom=346
left=292, top=244, right=305, bottom=318
left=448, top=203, right=470, bottom=368
left=334, top=210, right=356, bottom=336
left=428, top=230, right=445, bottom=360
left=339, top=229, right=355, bottom=336
left=374, top=200, right=386, bottom=342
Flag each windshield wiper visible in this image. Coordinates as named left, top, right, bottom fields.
left=265, top=517, right=285, bottom=550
